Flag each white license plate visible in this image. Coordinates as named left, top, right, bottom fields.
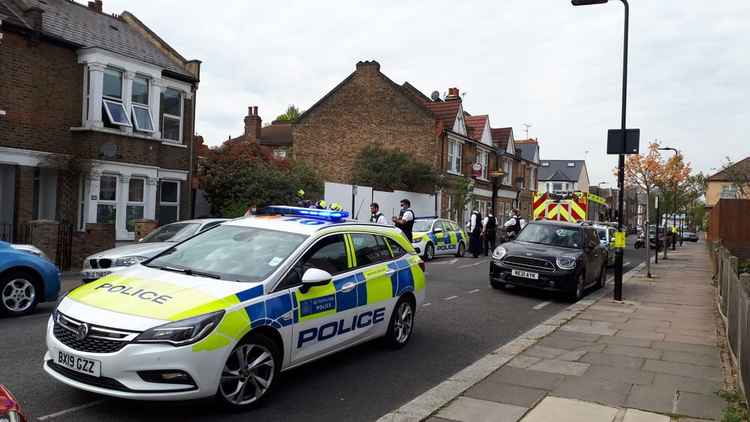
left=512, top=269, right=539, bottom=280
left=82, top=271, right=110, bottom=280
left=55, top=349, right=101, bottom=377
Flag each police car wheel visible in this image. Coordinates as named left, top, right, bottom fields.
left=456, top=242, right=465, bottom=257
left=0, top=270, right=39, bottom=317
left=385, top=297, right=415, bottom=349
left=424, top=243, right=435, bottom=261
left=216, top=333, right=280, bottom=409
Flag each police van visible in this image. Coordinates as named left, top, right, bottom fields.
left=411, top=217, right=467, bottom=260
left=44, top=207, right=426, bottom=409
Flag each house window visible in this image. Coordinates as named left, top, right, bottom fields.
left=721, top=185, right=738, bottom=199
left=159, top=180, right=180, bottom=225
left=32, top=168, right=57, bottom=220
left=102, top=68, right=131, bottom=127
left=160, top=88, right=183, bottom=142
left=126, top=178, right=145, bottom=232
left=476, top=150, right=488, bottom=179
left=552, top=182, right=564, bottom=193
left=97, top=174, right=118, bottom=224
left=448, top=140, right=462, bottom=174
left=502, top=159, right=512, bottom=185
left=131, top=76, right=154, bottom=133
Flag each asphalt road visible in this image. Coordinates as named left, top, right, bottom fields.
left=0, top=244, right=646, bottom=422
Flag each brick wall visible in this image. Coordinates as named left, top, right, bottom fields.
left=72, top=129, right=190, bottom=170
left=71, top=223, right=116, bottom=269
left=293, top=61, right=439, bottom=185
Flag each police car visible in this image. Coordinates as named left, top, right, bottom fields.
left=411, top=217, right=467, bottom=260
left=43, top=207, right=426, bottom=409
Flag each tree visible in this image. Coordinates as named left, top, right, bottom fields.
left=275, top=105, right=303, bottom=122
left=719, top=156, right=750, bottom=197
left=352, top=144, right=440, bottom=193
left=656, top=151, right=692, bottom=228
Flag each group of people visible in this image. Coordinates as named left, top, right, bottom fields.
left=369, top=200, right=416, bottom=242
left=465, top=208, right=524, bottom=258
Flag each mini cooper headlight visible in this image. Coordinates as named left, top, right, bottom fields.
left=492, top=246, right=507, bottom=260
left=114, top=256, right=149, bottom=267
left=134, top=310, right=224, bottom=346
left=556, top=256, right=577, bottom=270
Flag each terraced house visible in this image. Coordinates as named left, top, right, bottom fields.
left=0, top=0, right=200, bottom=266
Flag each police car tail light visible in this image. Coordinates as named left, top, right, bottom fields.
left=134, top=310, right=224, bottom=346
left=260, top=206, right=349, bottom=221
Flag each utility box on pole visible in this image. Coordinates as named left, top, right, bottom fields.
left=607, top=129, right=640, bottom=155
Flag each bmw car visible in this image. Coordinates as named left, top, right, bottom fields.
left=411, top=217, right=467, bottom=260
left=44, top=207, right=425, bottom=409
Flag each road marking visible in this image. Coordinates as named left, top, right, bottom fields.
left=468, top=289, right=480, bottom=294
left=533, top=301, right=551, bottom=310
left=37, top=400, right=107, bottom=421
left=624, top=261, right=631, bottom=267
left=422, top=302, right=431, bottom=307
left=431, top=258, right=458, bottom=265
left=457, top=260, right=488, bottom=269
left=444, top=295, right=458, bottom=301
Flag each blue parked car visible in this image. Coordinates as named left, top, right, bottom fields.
left=0, top=241, right=60, bottom=317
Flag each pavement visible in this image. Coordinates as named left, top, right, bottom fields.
left=411, top=241, right=727, bottom=422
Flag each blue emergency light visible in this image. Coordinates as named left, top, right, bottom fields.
left=261, top=206, right=350, bottom=222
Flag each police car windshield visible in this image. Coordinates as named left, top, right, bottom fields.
left=413, top=220, right=435, bottom=232
left=140, top=223, right=201, bottom=243
left=146, top=225, right=307, bottom=282
left=516, top=224, right=582, bottom=249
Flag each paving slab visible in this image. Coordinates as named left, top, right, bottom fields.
left=580, top=351, right=645, bottom=369
left=650, top=341, right=718, bottom=356
left=506, top=355, right=542, bottom=369
left=527, top=359, right=590, bottom=376
left=597, top=335, right=653, bottom=348
left=436, top=397, right=527, bottom=422
left=676, top=391, right=726, bottom=420
left=425, top=418, right=456, bottom=422
left=576, top=311, right=630, bottom=324
left=560, top=321, right=617, bottom=336
left=465, top=381, right=548, bottom=408
left=663, top=334, right=716, bottom=346
left=625, top=385, right=676, bottom=414
left=660, top=350, right=720, bottom=367
left=486, top=366, right=565, bottom=391
left=520, top=396, right=618, bottom=422
left=524, top=346, right=567, bottom=359
left=622, top=408, right=670, bottom=422
left=642, top=359, right=722, bottom=381
left=604, top=344, right=662, bottom=360
left=537, top=337, right=600, bottom=352
left=552, top=375, right=632, bottom=407
left=616, top=330, right=667, bottom=341
left=651, top=373, right=721, bottom=395
left=557, top=350, right=587, bottom=362
left=582, top=364, right=656, bottom=385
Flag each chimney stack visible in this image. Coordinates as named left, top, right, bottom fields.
left=244, top=106, right=262, bottom=142
left=23, top=7, right=43, bottom=31
left=87, top=1, right=103, bottom=12
left=446, top=87, right=460, bottom=100
left=355, top=60, right=381, bottom=74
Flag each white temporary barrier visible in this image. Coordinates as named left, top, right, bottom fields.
left=324, top=182, right=438, bottom=222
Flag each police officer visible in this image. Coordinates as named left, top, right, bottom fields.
left=392, top=199, right=415, bottom=242
left=467, top=209, right=483, bottom=258
left=504, top=209, right=522, bottom=239
left=370, top=203, right=388, bottom=225
left=482, top=212, right=497, bottom=256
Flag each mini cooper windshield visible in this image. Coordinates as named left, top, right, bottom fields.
left=516, top=224, right=582, bottom=249
left=146, top=225, right=307, bottom=282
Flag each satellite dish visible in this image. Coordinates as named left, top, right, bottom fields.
left=430, top=91, right=441, bottom=101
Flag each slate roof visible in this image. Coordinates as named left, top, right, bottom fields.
left=464, top=115, right=488, bottom=141
left=0, top=0, right=194, bottom=79
left=516, top=143, right=537, bottom=162
left=708, top=156, right=750, bottom=181
left=225, top=123, right=293, bottom=147
left=538, top=160, right=586, bottom=182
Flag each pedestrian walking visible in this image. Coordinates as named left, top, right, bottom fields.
left=467, top=209, right=483, bottom=258
left=392, top=199, right=415, bottom=242
left=482, top=212, right=497, bottom=256
left=369, top=203, right=388, bottom=225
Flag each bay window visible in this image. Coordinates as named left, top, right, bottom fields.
left=159, top=180, right=180, bottom=225
left=476, top=149, right=489, bottom=179
left=160, top=88, right=183, bottom=142
left=448, top=140, right=462, bottom=174
left=131, top=76, right=154, bottom=133
left=102, top=68, right=131, bottom=127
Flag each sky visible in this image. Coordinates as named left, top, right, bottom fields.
left=107, top=0, right=750, bottom=185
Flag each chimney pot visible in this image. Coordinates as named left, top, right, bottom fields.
left=447, top=87, right=460, bottom=99
left=247, top=106, right=253, bottom=116
left=355, top=60, right=381, bottom=73
left=243, top=106, right=262, bottom=141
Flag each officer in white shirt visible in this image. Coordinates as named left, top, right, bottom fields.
left=369, top=203, right=388, bottom=225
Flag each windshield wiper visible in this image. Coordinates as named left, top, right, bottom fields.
left=155, top=265, right=222, bottom=280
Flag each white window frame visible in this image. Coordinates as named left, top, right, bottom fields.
left=102, top=68, right=132, bottom=127
left=273, top=149, right=288, bottom=159
left=131, top=75, right=154, bottom=133
left=96, top=174, right=119, bottom=225
left=161, top=88, right=184, bottom=143
left=126, top=177, right=146, bottom=233
left=476, top=149, right=489, bottom=180
left=502, top=159, right=513, bottom=186
left=159, top=180, right=180, bottom=223
left=448, top=140, right=462, bottom=174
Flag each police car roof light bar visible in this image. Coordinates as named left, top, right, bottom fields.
left=261, top=206, right=350, bottom=222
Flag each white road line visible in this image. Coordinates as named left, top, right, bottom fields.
left=533, top=301, right=551, bottom=310
left=444, top=295, right=458, bottom=301
left=624, top=261, right=631, bottom=267
left=37, top=400, right=107, bottom=421
left=449, top=258, right=458, bottom=265
left=468, top=289, right=480, bottom=294
left=422, top=302, right=432, bottom=307
left=457, top=260, right=488, bottom=269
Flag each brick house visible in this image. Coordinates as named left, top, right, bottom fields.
left=0, top=0, right=200, bottom=263
left=224, top=106, right=293, bottom=160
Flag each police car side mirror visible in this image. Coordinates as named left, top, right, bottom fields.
left=300, top=268, right=332, bottom=293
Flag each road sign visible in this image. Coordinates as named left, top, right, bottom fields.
left=607, top=129, right=640, bottom=155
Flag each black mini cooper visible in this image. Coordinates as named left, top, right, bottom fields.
left=489, top=220, right=608, bottom=301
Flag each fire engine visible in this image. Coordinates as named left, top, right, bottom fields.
left=532, top=192, right=607, bottom=223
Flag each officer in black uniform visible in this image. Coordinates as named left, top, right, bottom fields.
left=482, top=212, right=498, bottom=256
left=504, top=209, right=522, bottom=239
left=392, top=199, right=415, bottom=242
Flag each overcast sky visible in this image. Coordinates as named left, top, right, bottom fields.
left=108, top=0, right=749, bottom=184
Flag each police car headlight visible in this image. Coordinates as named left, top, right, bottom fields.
left=556, top=256, right=577, bottom=270
left=114, top=256, right=149, bottom=267
left=492, top=246, right=507, bottom=260
left=412, top=235, right=423, bottom=243
left=134, top=310, right=225, bottom=346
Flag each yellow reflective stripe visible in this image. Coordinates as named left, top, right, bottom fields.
left=192, top=308, right=250, bottom=352
left=384, top=238, right=394, bottom=257
left=364, top=264, right=392, bottom=303
left=411, top=263, right=426, bottom=291
left=169, top=295, right=239, bottom=321
left=533, top=200, right=548, bottom=219
left=569, top=200, right=586, bottom=221
left=558, top=205, right=573, bottom=222
left=345, top=234, right=356, bottom=268
left=449, top=232, right=458, bottom=246
left=295, top=283, right=337, bottom=322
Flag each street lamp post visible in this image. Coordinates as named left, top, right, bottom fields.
left=658, top=147, right=679, bottom=251
left=572, top=0, right=629, bottom=301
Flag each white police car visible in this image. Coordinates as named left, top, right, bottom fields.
left=44, top=207, right=426, bottom=409
left=411, top=217, right=468, bottom=260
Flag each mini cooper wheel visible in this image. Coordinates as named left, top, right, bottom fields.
left=0, top=270, right=38, bottom=317
left=424, top=243, right=435, bottom=261
left=217, top=333, right=280, bottom=409
left=385, top=296, right=415, bottom=349
left=456, top=242, right=466, bottom=257
left=569, top=272, right=585, bottom=302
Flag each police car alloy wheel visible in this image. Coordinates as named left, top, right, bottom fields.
left=217, top=333, right=280, bottom=409
left=424, top=243, right=434, bottom=261
left=385, top=297, right=415, bottom=348
left=0, top=270, right=38, bottom=316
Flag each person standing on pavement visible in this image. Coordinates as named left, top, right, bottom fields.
left=504, top=209, right=522, bottom=239
left=392, top=199, right=415, bottom=242
left=467, top=209, right=483, bottom=258
left=482, top=212, right=497, bottom=256
left=369, top=203, right=388, bottom=225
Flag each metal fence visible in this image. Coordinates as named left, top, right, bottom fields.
left=715, top=243, right=750, bottom=402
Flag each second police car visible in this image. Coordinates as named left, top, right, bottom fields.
left=410, top=217, right=467, bottom=260
left=44, top=207, right=426, bottom=409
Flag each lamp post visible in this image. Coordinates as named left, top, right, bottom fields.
left=658, top=147, right=679, bottom=251
left=572, top=0, right=629, bottom=301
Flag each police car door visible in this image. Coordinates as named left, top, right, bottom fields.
left=283, top=234, right=357, bottom=364
left=432, top=221, right=447, bottom=256
left=348, top=233, right=394, bottom=339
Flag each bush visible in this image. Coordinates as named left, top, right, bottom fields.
left=352, top=144, right=439, bottom=193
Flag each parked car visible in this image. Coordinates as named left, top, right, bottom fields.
left=0, top=384, right=28, bottom=422
left=0, top=241, right=60, bottom=317
left=490, top=221, right=608, bottom=301
left=593, top=224, right=616, bottom=266
left=682, top=232, right=699, bottom=242
left=411, top=217, right=467, bottom=260
left=81, top=219, right=227, bottom=283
